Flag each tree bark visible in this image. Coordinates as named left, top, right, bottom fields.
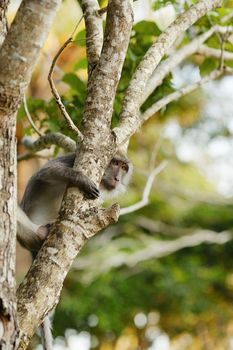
left=79, top=0, right=103, bottom=75
left=0, top=0, right=61, bottom=348
left=0, top=113, right=18, bottom=350
left=0, top=0, right=9, bottom=47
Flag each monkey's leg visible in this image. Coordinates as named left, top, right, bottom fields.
left=17, top=206, right=49, bottom=251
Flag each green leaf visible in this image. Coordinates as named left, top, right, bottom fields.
left=74, top=58, right=87, bottom=71
left=225, top=60, right=233, bottom=68
left=199, top=58, right=218, bottom=77
left=74, top=29, right=86, bottom=47
left=47, top=118, right=61, bottom=132
left=62, top=73, right=86, bottom=93
left=133, top=20, right=161, bottom=36
left=17, top=105, right=25, bottom=121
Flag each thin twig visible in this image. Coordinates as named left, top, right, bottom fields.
left=23, top=94, right=42, bottom=137
left=219, top=34, right=225, bottom=70
left=70, top=15, right=84, bottom=37
left=120, top=160, right=168, bottom=216
left=149, top=130, right=165, bottom=171
left=48, top=18, right=84, bottom=140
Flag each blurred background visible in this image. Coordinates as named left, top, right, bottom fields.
left=12, top=0, right=233, bottom=349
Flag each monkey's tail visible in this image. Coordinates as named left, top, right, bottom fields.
left=41, top=316, right=53, bottom=350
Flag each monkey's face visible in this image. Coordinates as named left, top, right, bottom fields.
left=100, top=154, right=132, bottom=199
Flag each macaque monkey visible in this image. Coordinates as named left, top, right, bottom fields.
left=17, top=152, right=132, bottom=252
left=17, top=152, right=132, bottom=350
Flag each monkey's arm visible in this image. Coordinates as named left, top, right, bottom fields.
left=36, top=160, right=100, bottom=199
left=17, top=155, right=100, bottom=252
left=17, top=206, right=49, bottom=251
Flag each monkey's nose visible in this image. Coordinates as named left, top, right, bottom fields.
left=115, top=177, right=120, bottom=182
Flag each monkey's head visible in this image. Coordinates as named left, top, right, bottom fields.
left=100, top=153, right=133, bottom=199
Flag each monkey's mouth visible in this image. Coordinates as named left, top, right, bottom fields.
left=101, top=179, right=117, bottom=191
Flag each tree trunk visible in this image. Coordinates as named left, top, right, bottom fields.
left=0, top=0, right=9, bottom=46
left=0, top=0, right=61, bottom=348
left=0, top=112, right=18, bottom=350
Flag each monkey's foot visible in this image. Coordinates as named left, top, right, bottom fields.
left=36, top=223, right=52, bottom=242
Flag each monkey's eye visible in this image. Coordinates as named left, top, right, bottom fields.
left=122, top=164, right=128, bottom=172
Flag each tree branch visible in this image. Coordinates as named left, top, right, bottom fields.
left=143, top=25, right=233, bottom=104
left=0, top=0, right=62, bottom=114
left=123, top=230, right=232, bottom=267
left=48, top=31, right=84, bottom=139
left=73, top=229, right=232, bottom=281
left=18, top=133, right=76, bottom=161
left=141, top=68, right=224, bottom=123
left=120, top=161, right=168, bottom=215
left=197, top=45, right=233, bottom=60
left=23, top=95, right=42, bottom=137
left=113, top=1, right=223, bottom=145
left=79, top=0, right=103, bottom=76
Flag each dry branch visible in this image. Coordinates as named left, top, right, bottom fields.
left=73, top=229, right=232, bottom=280
left=120, top=161, right=168, bottom=215
left=48, top=34, right=84, bottom=139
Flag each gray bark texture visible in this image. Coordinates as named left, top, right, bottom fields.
left=0, top=0, right=61, bottom=349
left=0, top=5, right=17, bottom=349
left=0, top=0, right=9, bottom=47
left=0, top=114, right=18, bottom=350
left=79, top=0, right=103, bottom=75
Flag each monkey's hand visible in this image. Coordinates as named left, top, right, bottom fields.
left=71, top=172, right=100, bottom=199
left=81, top=177, right=100, bottom=199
